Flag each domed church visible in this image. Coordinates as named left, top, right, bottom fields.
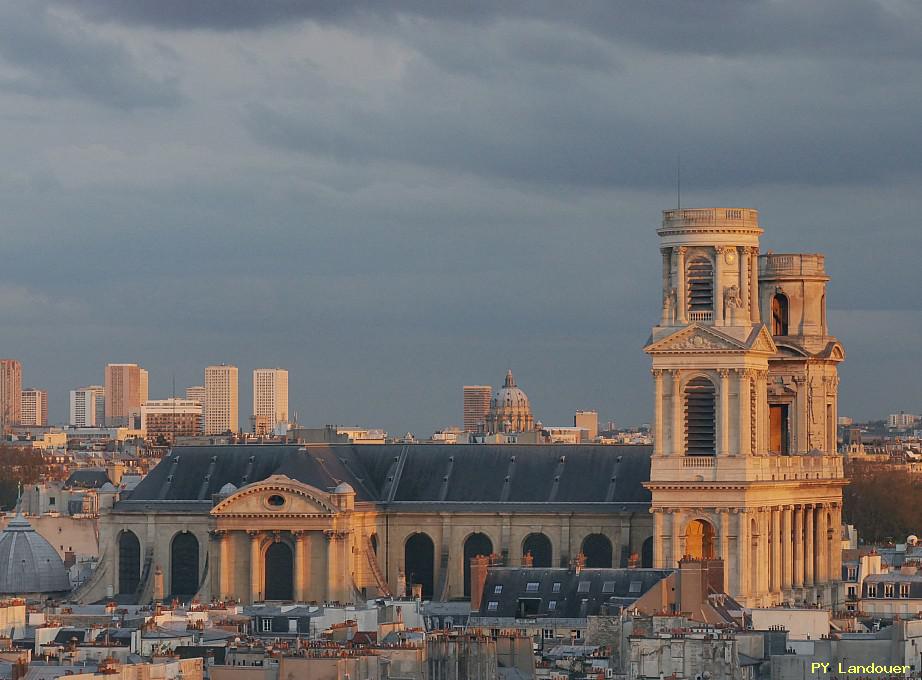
left=74, top=207, right=845, bottom=610
left=486, top=370, right=534, bottom=433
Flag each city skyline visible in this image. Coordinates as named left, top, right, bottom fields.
left=2, top=2, right=922, bottom=435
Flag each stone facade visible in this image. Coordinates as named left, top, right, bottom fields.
left=644, top=208, right=845, bottom=607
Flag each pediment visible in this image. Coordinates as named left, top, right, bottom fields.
left=822, top=341, right=846, bottom=361
left=210, top=474, right=337, bottom=517
left=747, top=325, right=778, bottom=354
left=644, top=324, right=746, bottom=354
left=774, top=342, right=810, bottom=358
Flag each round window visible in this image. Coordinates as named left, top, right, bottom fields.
left=266, top=494, right=285, bottom=508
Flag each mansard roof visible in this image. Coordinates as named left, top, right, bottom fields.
left=116, top=444, right=652, bottom=512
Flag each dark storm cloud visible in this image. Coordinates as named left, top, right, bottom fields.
left=60, top=0, right=922, bottom=60
left=0, top=2, right=181, bottom=109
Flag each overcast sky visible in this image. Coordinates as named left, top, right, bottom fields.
left=2, top=1, right=921, bottom=433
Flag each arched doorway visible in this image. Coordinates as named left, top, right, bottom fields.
left=170, top=532, right=200, bottom=599
left=404, top=533, right=435, bottom=599
left=684, top=519, right=716, bottom=559
left=581, top=533, right=613, bottom=568
left=118, top=531, right=140, bottom=595
left=641, top=536, right=654, bottom=568
left=463, top=533, right=493, bottom=598
left=264, top=542, right=293, bottom=601
left=685, top=377, right=716, bottom=455
left=522, top=533, right=552, bottom=568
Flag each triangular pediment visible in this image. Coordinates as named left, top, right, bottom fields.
left=747, top=325, right=778, bottom=354
left=210, top=474, right=337, bottom=517
left=644, top=324, right=747, bottom=354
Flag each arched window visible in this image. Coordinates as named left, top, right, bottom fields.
left=686, top=257, right=714, bottom=318
left=522, top=533, right=553, bottom=568
left=641, top=536, right=654, bottom=568
left=405, top=533, right=435, bottom=600
left=684, top=520, right=716, bottom=560
left=581, top=533, right=613, bottom=568
left=170, top=532, right=200, bottom=599
left=772, top=293, right=789, bottom=336
left=463, top=533, right=493, bottom=598
left=118, top=531, right=140, bottom=596
left=264, top=542, right=293, bottom=601
left=685, top=377, right=716, bottom=455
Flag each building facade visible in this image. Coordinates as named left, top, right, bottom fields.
left=105, top=364, right=145, bottom=427
left=71, top=386, right=105, bottom=427
left=644, top=208, right=846, bottom=607
left=0, top=358, right=22, bottom=429
left=141, top=398, right=204, bottom=444
left=21, top=387, right=48, bottom=426
left=252, top=368, right=288, bottom=434
left=205, top=364, right=239, bottom=435
left=575, top=410, right=599, bottom=440
left=462, top=386, right=491, bottom=433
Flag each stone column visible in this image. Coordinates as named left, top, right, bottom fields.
left=737, top=511, right=750, bottom=600
left=218, top=530, right=231, bottom=600
left=671, top=511, right=683, bottom=566
left=715, top=246, right=725, bottom=324
left=782, top=506, right=793, bottom=591
left=676, top=247, right=687, bottom=324
left=755, top=370, right=768, bottom=455
left=661, top=248, right=672, bottom=324
left=815, top=506, right=827, bottom=584
left=294, top=531, right=308, bottom=602
left=248, top=531, right=261, bottom=603
left=804, top=506, right=815, bottom=588
left=749, top=247, right=760, bottom=323
left=652, top=509, right=664, bottom=568
left=671, top=370, right=683, bottom=456
left=720, top=510, right=731, bottom=593
left=325, top=531, right=340, bottom=602
left=771, top=508, right=782, bottom=594
left=737, top=369, right=751, bottom=456
left=831, top=503, right=843, bottom=583
left=793, top=376, right=807, bottom=454
left=793, top=506, right=804, bottom=589
left=653, top=370, right=664, bottom=456
left=738, top=246, right=750, bottom=322
left=718, top=369, right=730, bottom=456
left=758, top=511, right=770, bottom=597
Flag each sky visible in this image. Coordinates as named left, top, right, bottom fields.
left=1, top=0, right=921, bottom=434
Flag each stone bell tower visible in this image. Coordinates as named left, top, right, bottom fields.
left=643, top=208, right=845, bottom=608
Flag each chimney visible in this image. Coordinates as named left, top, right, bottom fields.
left=627, top=552, right=640, bottom=569
left=574, top=552, right=587, bottom=575
left=521, top=551, right=534, bottom=567
left=411, top=584, right=422, bottom=601
left=470, top=555, right=491, bottom=611
left=153, top=565, right=165, bottom=602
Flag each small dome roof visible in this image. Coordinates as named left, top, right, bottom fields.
left=334, top=482, right=355, bottom=494
left=99, top=482, right=117, bottom=492
left=218, top=483, right=238, bottom=496
left=0, top=515, right=71, bottom=594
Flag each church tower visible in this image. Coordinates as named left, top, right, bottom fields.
left=644, top=208, right=845, bottom=607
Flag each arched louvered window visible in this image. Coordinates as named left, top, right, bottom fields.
left=685, top=377, right=716, bottom=455
left=686, top=257, right=714, bottom=319
left=772, top=293, right=789, bottom=336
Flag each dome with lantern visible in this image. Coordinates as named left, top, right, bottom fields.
left=486, top=370, right=534, bottom=433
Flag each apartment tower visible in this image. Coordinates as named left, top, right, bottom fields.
left=462, top=385, right=492, bottom=433
left=105, top=363, right=146, bottom=426
left=0, top=359, right=23, bottom=429
left=21, top=388, right=48, bottom=426
left=204, top=364, right=238, bottom=435
left=252, top=368, right=288, bottom=434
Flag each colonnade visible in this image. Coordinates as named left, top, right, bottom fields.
left=211, top=528, right=351, bottom=603
left=654, top=502, right=843, bottom=605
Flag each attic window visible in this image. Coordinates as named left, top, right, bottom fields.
left=601, top=581, right=615, bottom=594
left=267, top=494, right=285, bottom=507
left=493, top=585, right=503, bottom=594
left=577, top=581, right=590, bottom=594
left=547, top=600, right=557, bottom=611
left=552, top=582, right=561, bottom=593
left=525, top=582, right=540, bottom=593
left=629, top=581, right=642, bottom=594
left=487, top=601, right=499, bottom=612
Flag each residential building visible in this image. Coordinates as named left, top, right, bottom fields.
left=252, top=368, right=288, bottom=433
left=141, top=398, right=204, bottom=444
left=0, top=358, right=22, bottom=429
left=21, top=387, right=48, bottom=426
left=888, top=411, right=918, bottom=429
left=204, top=364, right=238, bottom=434
left=104, top=363, right=146, bottom=426
left=574, top=409, right=598, bottom=440
left=463, top=385, right=491, bottom=433
left=70, top=386, right=105, bottom=427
